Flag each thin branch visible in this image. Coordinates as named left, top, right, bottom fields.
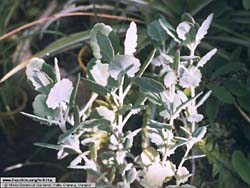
left=235, top=103, right=250, bottom=123
left=0, top=12, right=143, bottom=41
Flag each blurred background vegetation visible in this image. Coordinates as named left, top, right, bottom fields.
left=0, top=0, right=250, bottom=187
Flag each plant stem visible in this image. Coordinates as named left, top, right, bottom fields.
left=118, top=77, right=124, bottom=133
left=190, top=48, right=196, bottom=184
left=178, top=145, right=192, bottom=169
left=162, top=84, right=176, bottom=163
left=79, top=93, right=98, bottom=120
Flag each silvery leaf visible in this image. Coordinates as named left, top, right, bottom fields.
left=179, top=67, right=201, bottom=88
left=96, top=106, right=115, bottom=122
left=187, top=114, right=204, bottom=123
left=140, top=161, right=175, bottom=188
left=176, top=167, right=191, bottom=185
left=196, top=13, right=214, bottom=42
left=196, top=90, right=212, bottom=108
left=90, top=23, right=112, bottom=59
left=70, top=155, right=82, bottom=166
left=141, top=147, right=160, bottom=166
left=110, top=134, right=119, bottom=146
left=82, top=155, right=98, bottom=171
left=192, top=126, right=207, bottom=141
left=176, top=21, right=191, bottom=40
left=109, top=55, right=140, bottom=80
left=46, top=78, right=73, bottom=109
left=148, top=131, right=163, bottom=146
left=124, top=22, right=137, bottom=55
left=151, top=53, right=173, bottom=67
left=126, top=167, right=139, bottom=184
left=124, top=129, right=141, bottom=149
left=197, top=48, right=217, bottom=68
left=177, top=90, right=188, bottom=103
left=90, top=60, right=109, bottom=87
left=164, top=70, right=177, bottom=88
left=33, top=94, right=60, bottom=120
left=57, top=135, right=81, bottom=159
left=26, top=57, right=51, bottom=91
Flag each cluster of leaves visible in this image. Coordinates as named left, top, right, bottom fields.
left=140, top=2, right=250, bottom=187
left=23, top=13, right=216, bottom=188
left=199, top=122, right=250, bottom=188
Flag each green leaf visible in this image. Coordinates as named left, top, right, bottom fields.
left=73, top=106, right=80, bottom=126
left=108, top=31, right=122, bottom=54
left=205, top=96, right=219, bottom=122
left=117, top=104, right=132, bottom=115
left=144, top=92, right=163, bottom=105
left=212, top=62, right=246, bottom=78
left=81, top=78, right=108, bottom=97
left=208, top=84, right=235, bottom=104
left=159, top=17, right=180, bottom=42
left=36, top=30, right=90, bottom=58
left=223, top=80, right=248, bottom=97
left=181, top=13, right=195, bottom=23
left=134, top=77, right=165, bottom=93
left=90, top=23, right=112, bottom=59
left=243, top=0, right=250, bottom=10
left=96, top=32, right=114, bottom=62
left=32, top=94, right=59, bottom=119
left=147, top=20, right=168, bottom=42
left=136, top=49, right=156, bottom=78
left=41, top=63, right=56, bottom=82
left=173, top=50, right=180, bottom=72
left=232, top=150, right=250, bottom=185
left=34, top=142, right=61, bottom=150
left=192, top=126, right=207, bottom=140
left=238, top=95, right=250, bottom=112
left=69, top=73, right=80, bottom=107
left=126, top=167, right=138, bottom=184
left=147, top=120, right=172, bottom=130
left=21, top=112, right=54, bottom=125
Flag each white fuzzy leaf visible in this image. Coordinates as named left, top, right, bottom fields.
left=179, top=67, right=202, bottom=88
left=196, top=13, right=214, bottom=42
left=90, top=60, right=109, bottom=86
left=196, top=90, right=212, bottom=108
left=109, top=55, right=140, bottom=80
left=141, top=147, right=160, bottom=166
left=197, top=48, right=217, bottom=68
left=187, top=114, right=204, bottom=123
left=176, top=22, right=191, bottom=40
left=176, top=167, right=191, bottom=185
left=124, top=22, right=137, bottom=55
left=140, top=161, right=175, bottom=188
left=46, top=79, right=73, bottom=109
left=96, top=106, right=115, bottom=122
left=26, top=57, right=51, bottom=90
left=164, top=70, right=177, bottom=88
left=148, top=131, right=163, bottom=146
